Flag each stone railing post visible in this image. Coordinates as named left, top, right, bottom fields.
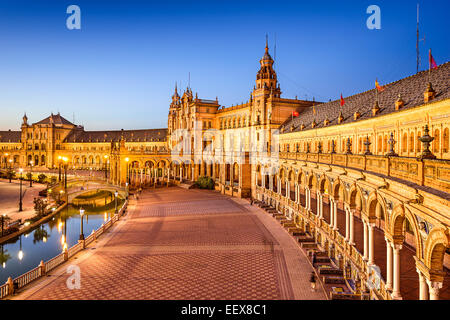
left=39, top=260, right=46, bottom=277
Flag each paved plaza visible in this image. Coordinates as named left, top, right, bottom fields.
left=14, top=187, right=326, bottom=300
left=0, top=180, right=45, bottom=222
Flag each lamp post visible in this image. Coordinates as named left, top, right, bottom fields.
left=4, top=153, right=8, bottom=169
left=8, top=159, right=13, bottom=183
left=104, top=155, right=109, bottom=180
left=19, top=169, right=23, bottom=211
left=58, top=156, right=62, bottom=182
left=125, top=157, right=130, bottom=186
left=114, top=190, right=118, bottom=213
left=29, top=161, right=33, bottom=187
left=62, top=157, right=68, bottom=195
left=1, top=214, right=5, bottom=237
left=79, top=208, right=85, bottom=240
left=59, top=190, right=64, bottom=204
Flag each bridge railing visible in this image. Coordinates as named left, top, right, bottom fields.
left=1, top=199, right=129, bottom=300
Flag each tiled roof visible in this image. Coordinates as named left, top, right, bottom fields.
left=281, top=62, right=450, bottom=132
left=34, top=113, right=75, bottom=126
left=64, top=128, right=167, bottom=143
left=0, top=130, right=21, bottom=142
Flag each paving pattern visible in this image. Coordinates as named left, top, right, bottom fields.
left=18, top=188, right=325, bottom=300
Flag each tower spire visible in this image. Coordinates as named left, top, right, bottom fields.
left=265, top=33, right=268, bottom=52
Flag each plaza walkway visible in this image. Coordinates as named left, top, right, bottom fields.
left=0, top=179, right=45, bottom=222
left=14, top=187, right=326, bottom=300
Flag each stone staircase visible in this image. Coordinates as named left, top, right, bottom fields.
left=179, top=182, right=195, bottom=189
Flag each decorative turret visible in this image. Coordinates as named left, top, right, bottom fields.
left=372, top=100, right=380, bottom=116
left=338, top=110, right=344, bottom=124
left=22, top=113, right=28, bottom=126
left=395, top=94, right=404, bottom=110
left=424, top=82, right=436, bottom=103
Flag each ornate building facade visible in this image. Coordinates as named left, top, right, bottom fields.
left=0, top=43, right=449, bottom=300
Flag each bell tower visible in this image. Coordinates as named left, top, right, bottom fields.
left=254, top=36, right=281, bottom=98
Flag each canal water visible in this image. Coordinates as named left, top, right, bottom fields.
left=0, top=193, right=124, bottom=284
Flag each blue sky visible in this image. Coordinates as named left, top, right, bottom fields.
left=0, top=0, right=448, bottom=130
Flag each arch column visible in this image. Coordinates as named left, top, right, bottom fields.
left=305, top=187, right=311, bottom=211
left=269, top=175, right=273, bottom=191
left=392, top=243, right=402, bottom=300
left=349, top=208, right=355, bottom=245
left=294, top=182, right=298, bottom=203
left=385, top=237, right=393, bottom=291
left=317, top=191, right=323, bottom=217
left=363, top=221, right=369, bottom=261
left=427, top=280, right=443, bottom=300
left=367, top=223, right=375, bottom=265
left=417, top=269, right=428, bottom=300
left=332, top=199, right=338, bottom=230
left=345, top=206, right=350, bottom=240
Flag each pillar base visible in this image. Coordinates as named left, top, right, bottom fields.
left=391, top=293, right=403, bottom=300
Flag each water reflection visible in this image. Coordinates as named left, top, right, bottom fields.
left=0, top=192, right=124, bottom=284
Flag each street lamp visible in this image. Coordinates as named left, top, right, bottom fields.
left=62, top=157, right=68, bottom=194
left=58, top=156, right=62, bottom=182
left=8, top=159, right=13, bottom=183
left=114, top=190, right=118, bottom=213
left=125, top=157, right=130, bottom=186
left=79, top=208, right=85, bottom=240
left=59, top=190, right=64, bottom=204
left=29, top=160, right=33, bottom=187
left=19, top=169, right=23, bottom=212
left=104, top=155, right=109, bottom=180
left=1, top=214, right=5, bottom=237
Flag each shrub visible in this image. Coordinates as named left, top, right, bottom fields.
left=37, top=173, right=47, bottom=183
left=195, top=176, right=214, bottom=190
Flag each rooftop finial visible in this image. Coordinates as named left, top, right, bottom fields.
left=265, top=33, right=268, bottom=52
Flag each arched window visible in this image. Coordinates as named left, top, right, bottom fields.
left=409, top=133, right=415, bottom=153
left=433, top=129, right=440, bottom=153
left=416, top=131, right=422, bottom=153
left=443, top=128, right=449, bottom=153
left=378, top=135, right=382, bottom=153
left=402, top=132, right=407, bottom=152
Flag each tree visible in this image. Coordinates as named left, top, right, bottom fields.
left=33, top=198, right=47, bottom=217
left=6, top=168, right=15, bottom=182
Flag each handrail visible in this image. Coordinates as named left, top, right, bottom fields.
left=277, top=152, right=450, bottom=194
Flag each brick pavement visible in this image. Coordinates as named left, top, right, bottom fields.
left=14, top=187, right=326, bottom=300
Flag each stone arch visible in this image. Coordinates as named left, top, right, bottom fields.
left=390, top=204, right=422, bottom=256
left=256, top=164, right=262, bottom=186
left=306, top=172, right=316, bottom=190
left=331, top=179, right=346, bottom=202
left=297, top=170, right=304, bottom=187
left=423, top=228, right=449, bottom=274
left=348, top=184, right=365, bottom=213
left=318, top=175, right=330, bottom=195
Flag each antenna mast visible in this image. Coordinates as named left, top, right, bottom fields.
left=416, top=3, right=419, bottom=73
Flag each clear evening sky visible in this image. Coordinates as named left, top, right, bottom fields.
left=0, top=0, right=448, bottom=131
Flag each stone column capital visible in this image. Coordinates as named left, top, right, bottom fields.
left=426, top=280, right=443, bottom=290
